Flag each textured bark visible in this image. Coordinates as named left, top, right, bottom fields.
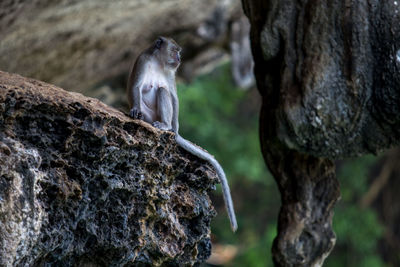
left=242, top=0, right=400, bottom=266
left=0, top=71, right=217, bottom=266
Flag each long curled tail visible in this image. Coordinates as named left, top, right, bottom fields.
left=176, top=135, right=238, bottom=232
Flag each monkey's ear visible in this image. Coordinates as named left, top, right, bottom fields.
left=155, top=37, right=164, bottom=49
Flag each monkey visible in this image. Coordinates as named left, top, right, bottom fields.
left=127, top=36, right=238, bottom=232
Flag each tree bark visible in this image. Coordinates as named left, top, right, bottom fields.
left=242, top=0, right=400, bottom=265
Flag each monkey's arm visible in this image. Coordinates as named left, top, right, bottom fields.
left=132, top=82, right=142, bottom=114
left=127, top=56, right=146, bottom=119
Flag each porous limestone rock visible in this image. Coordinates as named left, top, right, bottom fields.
left=0, top=71, right=217, bottom=266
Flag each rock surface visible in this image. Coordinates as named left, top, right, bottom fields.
left=0, top=71, right=217, bottom=266
left=242, top=0, right=400, bottom=266
left=0, top=0, right=241, bottom=93
left=243, top=0, right=400, bottom=159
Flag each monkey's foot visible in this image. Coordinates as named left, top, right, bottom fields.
left=129, top=108, right=143, bottom=120
left=152, top=121, right=171, bottom=131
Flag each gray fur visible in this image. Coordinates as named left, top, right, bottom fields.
left=127, top=37, right=237, bottom=231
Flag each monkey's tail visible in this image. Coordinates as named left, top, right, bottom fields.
left=176, top=135, right=238, bottom=232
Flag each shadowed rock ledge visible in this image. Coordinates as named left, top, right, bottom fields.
left=0, top=71, right=217, bottom=266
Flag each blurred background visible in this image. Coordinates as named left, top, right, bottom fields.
left=175, top=66, right=400, bottom=267
left=1, top=0, right=399, bottom=266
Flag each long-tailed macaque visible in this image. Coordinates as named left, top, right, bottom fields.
left=127, top=37, right=237, bottom=231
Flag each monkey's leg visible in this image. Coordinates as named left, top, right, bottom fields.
left=153, top=86, right=173, bottom=131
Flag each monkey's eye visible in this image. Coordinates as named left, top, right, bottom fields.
left=155, top=38, right=163, bottom=49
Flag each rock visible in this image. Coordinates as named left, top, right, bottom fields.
left=0, top=0, right=241, bottom=93
left=230, top=15, right=254, bottom=90
left=243, top=0, right=400, bottom=159
left=242, top=0, right=400, bottom=266
left=0, top=71, right=217, bottom=266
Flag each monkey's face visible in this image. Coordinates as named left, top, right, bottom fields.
left=154, top=37, right=182, bottom=70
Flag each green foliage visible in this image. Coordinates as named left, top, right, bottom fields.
left=338, top=155, right=377, bottom=201
left=326, top=155, right=385, bottom=267
left=177, top=64, right=267, bottom=183
left=178, top=64, right=279, bottom=266
left=231, top=224, right=276, bottom=267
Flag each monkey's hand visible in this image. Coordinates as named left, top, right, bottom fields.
left=129, top=108, right=143, bottom=120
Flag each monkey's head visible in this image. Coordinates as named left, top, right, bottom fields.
left=153, top=36, right=182, bottom=70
